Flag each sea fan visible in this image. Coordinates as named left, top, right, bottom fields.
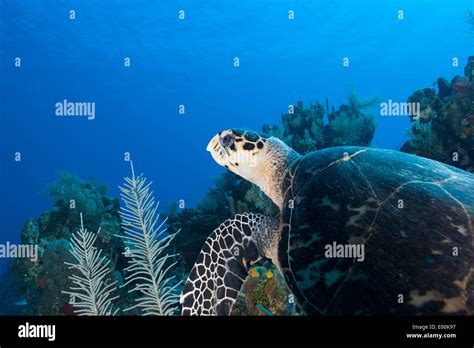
left=63, top=213, right=119, bottom=316
left=119, top=161, right=180, bottom=315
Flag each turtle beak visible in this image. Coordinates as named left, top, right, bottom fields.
left=207, top=133, right=228, bottom=167
left=206, top=133, right=220, bottom=153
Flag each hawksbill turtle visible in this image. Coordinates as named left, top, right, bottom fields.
left=180, top=129, right=474, bottom=315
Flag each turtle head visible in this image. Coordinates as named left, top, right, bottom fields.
left=207, top=129, right=301, bottom=208
left=206, top=129, right=268, bottom=178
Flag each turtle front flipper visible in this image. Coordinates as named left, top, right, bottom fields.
left=180, top=213, right=278, bottom=315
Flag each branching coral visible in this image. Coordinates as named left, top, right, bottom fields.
left=63, top=213, right=119, bottom=316
left=402, top=58, right=474, bottom=172
left=263, top=91, right=377, bottom=154
left=119, top=161, right=180, bottom=315
left=263, top=101, right=325, bottom=154
left=324, top=90, right=378, bottom=147
left=405, top=119, right=446, bottom=160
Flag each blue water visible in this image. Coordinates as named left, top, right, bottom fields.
left=0, top=0, right=472, bottom=274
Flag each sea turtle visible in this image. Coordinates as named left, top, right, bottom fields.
left=180, top=129, right=474, bottom=315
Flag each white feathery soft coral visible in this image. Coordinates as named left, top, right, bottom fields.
left=63, top=212, right=119, bottom=316
left=119, top=161, right=180, bottom=315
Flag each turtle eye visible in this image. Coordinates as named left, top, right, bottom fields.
left=220, top=134, right=234, bottom=148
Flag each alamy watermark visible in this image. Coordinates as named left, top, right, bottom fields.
left=380, top=99, right=420, bottom=120
left=0, top=242, right=38, bottom=262
left=55, top=99, right=96, bottom=120
left=324, top=241, right=365, bottom=262
left=18, top=322, right=55, bottom=342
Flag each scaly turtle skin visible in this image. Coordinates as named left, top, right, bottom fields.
left=180, top=129, right=474, bottom=315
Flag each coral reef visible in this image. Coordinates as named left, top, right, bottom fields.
left=232, top=262, right=297, bottom=316
left=45, top=172, right=109, bottom=230
left=262, top=101, right=325, bottom=154
left=401, top=57, right=474, bottom=173
left=9, top=173, right=128, bottom=315
left=10, top=166, right=182, bottom=316
left=262, top=91, right=377, bottom=154
left=0, top=270, right=26, bottom=315
left=323, top=92, right=378, bottom=147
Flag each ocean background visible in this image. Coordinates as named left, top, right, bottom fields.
left=0, top=0, right=472, bottom=279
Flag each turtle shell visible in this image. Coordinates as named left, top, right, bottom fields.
left=278, top=146, right=474, bottom=315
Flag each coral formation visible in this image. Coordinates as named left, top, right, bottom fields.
left=262, top=91, right=377, bottom=154
left=323, top=92, right=378, bottom=147
left=10, top=166, right=182, bottom=316
left=63, top=213, right=119, bottom=316
left=45, top=172, right=109, bottom=230
left=401, top=57, right=474, bottom=173
left=10, top=237, right=73, bottom=315
left=119, top=162, right=181, bottom=315
left=231, top=262, right=297, bottom=316
left=9, top=173, right=127, bottom=315
left=262, top=101, right=325, bottom=154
